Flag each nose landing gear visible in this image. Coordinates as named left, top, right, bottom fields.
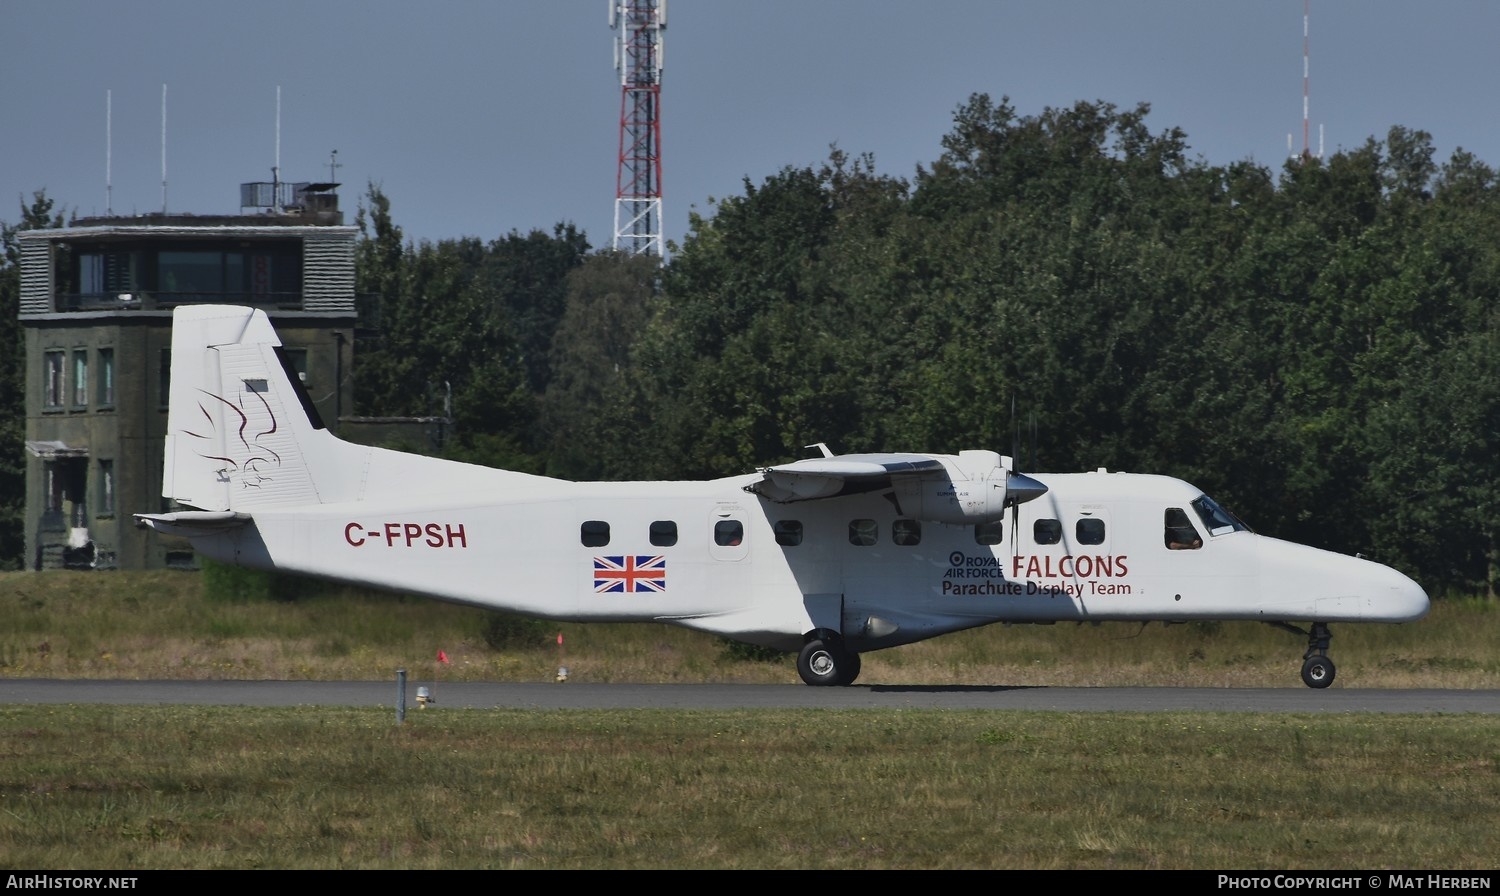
left=1271, top=621, right=1336, bottom=689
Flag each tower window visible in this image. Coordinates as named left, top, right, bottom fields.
left=72, top=350, right=88, bottom=409
left=44, top=351, right=65, bottom=409
left=97, top=348, right=115, bottom=408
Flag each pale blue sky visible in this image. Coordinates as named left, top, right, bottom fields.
left=4, top=1, right=1497, bottom=249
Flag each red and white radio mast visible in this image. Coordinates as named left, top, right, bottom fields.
left=1302, top=0, right=1310, bottom=159
left=610, top=0, right=666, bottom=258
left=1294, top=0, right=1323, bottom=161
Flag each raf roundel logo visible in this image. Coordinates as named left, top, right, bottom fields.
left=949, top=551, right=966, bottom=567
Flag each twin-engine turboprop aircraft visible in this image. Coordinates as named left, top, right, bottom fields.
left=136, top=305, right=1430, bottom=688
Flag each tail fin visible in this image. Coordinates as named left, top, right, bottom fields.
left=158, top=305, right=555, bottom=518
left=161, top=304, right=361, bottom=512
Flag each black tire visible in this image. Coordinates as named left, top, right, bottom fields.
left=798, top=638, right=852, bottom=687
left=1301, top=655, right=1336, bottom=689
left=839, top=650, right=862, bottom=687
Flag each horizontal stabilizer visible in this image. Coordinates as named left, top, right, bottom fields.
left=134, top=510, right=251, bottom=537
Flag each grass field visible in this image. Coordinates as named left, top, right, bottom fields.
left=1, top=570, right=1496, bottom=870
left=0, top=705, right=1496, bottom=870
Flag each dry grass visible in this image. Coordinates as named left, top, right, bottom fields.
left=1, top=569, right=1494, bottom=689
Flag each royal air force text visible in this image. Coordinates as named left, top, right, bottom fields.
left=942, top=553, right=1133, bottom=596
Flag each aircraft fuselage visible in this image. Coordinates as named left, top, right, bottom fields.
left=188, top=467, right=1428, bottom=655
left=138, top=305, right=1429, bottom=688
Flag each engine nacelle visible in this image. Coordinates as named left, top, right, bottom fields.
left=748, top=448, right=1048, bottom=518
left=891, top=451, right=1011, bottom=525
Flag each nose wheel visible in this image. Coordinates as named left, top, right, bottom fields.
left=1301, top=653, right=1335, bottom=688
left=1272, top=621, right=1336, bottom=688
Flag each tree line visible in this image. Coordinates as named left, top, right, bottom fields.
left=4, top=94, right=1496, bottom=597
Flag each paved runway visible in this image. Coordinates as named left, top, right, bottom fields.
left=3, top=679, right=1497, bottom=713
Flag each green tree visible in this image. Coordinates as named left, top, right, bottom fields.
left=352, top=182, right=409, bottom=419
left=542, top=251, right=659, bottom=479
left=479, top=224, right=591, bottom=395
left=0, top=191, right=66, bottom=569
left=344, top=102, right=1500, bottom=597
left=399, top=236, right=539, bottom=470
left=600, top=164, right=845, bottom=478
left=353, top=188, right=588, bottom=473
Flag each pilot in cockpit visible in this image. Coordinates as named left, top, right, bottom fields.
left=1164, top=507, right=1203, bottom=550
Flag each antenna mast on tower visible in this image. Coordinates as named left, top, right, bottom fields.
left=609, top=0, right=666, bottom=259
left=1302, top=0, right=1310, bottom=158
left=1296, top=0, right=1322, bottom=161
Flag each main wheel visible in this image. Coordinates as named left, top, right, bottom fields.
left=798, top=638, right=857, bottom=687
left=840, top=651, right=862, bottom=687
left=1301, top=654, right=1336, bottom=689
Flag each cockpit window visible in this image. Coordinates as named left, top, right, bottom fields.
left=1191, top=495, right=1250, bottom=537
left=1164, top=508, right=1202, bottom=550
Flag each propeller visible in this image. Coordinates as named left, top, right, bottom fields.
left=1006, top=394, right=1047, bottom=552
left=1011, top=395, right=1020, bottom=554
left=1005, top=468, right=1047, bottom=555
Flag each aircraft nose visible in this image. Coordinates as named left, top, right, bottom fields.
left=1385, top=567, right=1431, bottom=622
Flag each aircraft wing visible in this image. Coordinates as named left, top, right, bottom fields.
left=747, top=453, right=949, bottom=503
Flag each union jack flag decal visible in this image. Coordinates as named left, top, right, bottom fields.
left=594, top=555, right=667, bottom=593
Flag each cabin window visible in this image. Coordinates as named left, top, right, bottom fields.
left=848, top=519, right=878, bottom=546
left=1165, top=508, right=1202, bottom=550
left=893, top=519, right=921, bottom=546
left=580, top=520, right=610, bottom=547
left=774, top=520, right=803, bottom=546
left=649, top=520, right=677, bottom=547
left=974, top=520, right=1004, bottom=545
left=1076, top=518, right=1106, bottom=546
left=1033, top=519, right=1062, bottom=545
left=714, top=520, right=743, bottom=546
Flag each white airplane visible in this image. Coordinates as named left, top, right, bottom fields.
left=136, top=305, right=1430, bottom=689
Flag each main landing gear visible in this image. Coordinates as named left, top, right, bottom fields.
left=797, top=633, right=862, bottom=687
left=1271, top=621, right=1336, bottom=689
